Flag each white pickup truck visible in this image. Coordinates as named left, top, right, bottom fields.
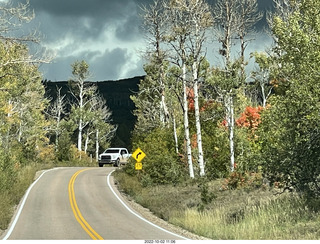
left=98, top=148, right=131, bottom=167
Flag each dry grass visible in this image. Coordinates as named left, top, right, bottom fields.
left=170, top=194, right=320, bottom=239
left=0, top=163, right=39, bottom=230
left=114, top=170, right=320, bottom=240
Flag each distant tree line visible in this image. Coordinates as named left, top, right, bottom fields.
left=44, top=60, right=117, bottom=161
left=43, top=76, right=142, bottom=151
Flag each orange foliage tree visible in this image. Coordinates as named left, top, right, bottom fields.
left=186, top=87, right=195, bottom=111
left=236, top=106, right=264, bottom=131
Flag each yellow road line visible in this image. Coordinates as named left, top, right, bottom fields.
left=68, top=168, right=104, bottom=240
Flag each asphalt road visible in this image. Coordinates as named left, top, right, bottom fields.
left=2, top=167, right=187, bottom=240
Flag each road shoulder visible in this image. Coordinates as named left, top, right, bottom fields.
left=109, top=172, right=209, bottom=240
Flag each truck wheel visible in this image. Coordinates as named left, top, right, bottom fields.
left=114, top=158, right=120, bottom=167
left=99, top=163, right=103, bottom=167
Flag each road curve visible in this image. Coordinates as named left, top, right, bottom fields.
left=2, top=167, right=188, bottom=240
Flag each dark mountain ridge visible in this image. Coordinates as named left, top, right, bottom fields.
left=43, top=76, right=144, bottom=150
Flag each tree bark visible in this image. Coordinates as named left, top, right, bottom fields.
left=173, top=117, right=179, bottom=154
left=183, top=62, right=194, bottom=178
left=226, top=93, right=235, bottom=172
left=193, top=62, right=205, bottom=176
left=78, top=118, right=82, bottom=152
left=95, top=129, right=99, bottom=162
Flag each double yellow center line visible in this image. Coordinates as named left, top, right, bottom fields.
left=68, top=168, right=104, bottom=240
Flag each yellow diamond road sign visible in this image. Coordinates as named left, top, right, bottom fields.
left=132, top=148, right=146, bottom=162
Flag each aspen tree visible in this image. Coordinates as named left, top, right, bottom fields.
left=213, top=0, right=261, bottom=172
left=68, top=60, right=96, bottom=152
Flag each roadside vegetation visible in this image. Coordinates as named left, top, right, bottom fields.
left=114, top=169, right=320, bottom=240
left=113, top=0, right=320, bottom=239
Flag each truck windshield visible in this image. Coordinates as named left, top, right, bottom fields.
left=105, top=149, right=120, bottom=153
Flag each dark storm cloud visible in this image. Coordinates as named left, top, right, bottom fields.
left=30, top=0, right=142, bottom=40
left=26, top=0, right=146, bottom=81
left=30, top=0, right=134, bottom=19
left=25, top=0, right=274, bottom=81
left=115, top=14, right=141, bottom=41
left=93, top=48, right=129, bottom=80
left=43, top=48, right=130, bottom=81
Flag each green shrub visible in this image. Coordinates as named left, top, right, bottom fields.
left=202, top=121, right=229, bottom=179
left=258, top=104, right=320, bottom=198
left=131, top=127, right=188, bottom=186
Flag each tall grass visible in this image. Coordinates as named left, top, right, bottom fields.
left=0, top=163, right=40, bottom=230
left=169, top=194, right=320, bottom=239
left=114, top=170, right=320, bottom=240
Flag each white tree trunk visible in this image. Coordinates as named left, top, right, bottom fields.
left=78, top=118, right=82, bottom=152
left=160, top=93, right=170, bottom=124
left=95, top=129, right=99, bottom=162
left=18, top=121, right=22, bottom=143
left=261, top=80, right=267, bottom=108
left=159, top=64, right=170, bottom=125
left=84, top=131, right=89, bottom=154
left=55, top=96, right=62, bottom=152
left=226, top=93, right=235, bottom=172
left=193, top=62, right=205, bottom=176
left=260, top=71, right=273, bottom=108
left=55, top=110, right=61, bottom=152
left=78, top=85, right=84, bottom=152
left=183, top=62, right=194, bottom=178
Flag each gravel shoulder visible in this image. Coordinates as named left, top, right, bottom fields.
left=111, top=177, right=209, bottom=240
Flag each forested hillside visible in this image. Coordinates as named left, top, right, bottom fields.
left=43, top=76, right=142, bottom=150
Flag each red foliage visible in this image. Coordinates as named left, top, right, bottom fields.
left=191, top=133, right=197, bottom=149
left=221, top=119, right=228, bottom=127
left=186, top=87, right=195, bottom=111
left=187, top=87, right=215, bottom=113
left=200, top=100, right=215, bottom=112
left=236, top=106, right=264, bottom=130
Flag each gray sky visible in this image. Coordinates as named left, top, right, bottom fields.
left=21, top=0, right=274, bottom=81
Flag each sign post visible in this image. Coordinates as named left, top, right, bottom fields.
left=132, top=148, right=146, bottom=170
